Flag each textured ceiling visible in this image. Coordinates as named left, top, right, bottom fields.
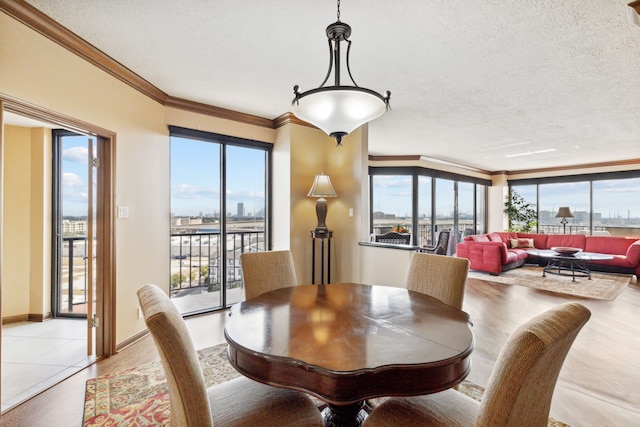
left=21, top=0, right=640, bottom=172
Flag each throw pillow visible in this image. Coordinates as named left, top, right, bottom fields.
left=510, top=238, right=534, bottom=249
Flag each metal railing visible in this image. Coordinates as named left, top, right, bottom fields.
left=170, top=230, right=265, bottom=298
left=61, top=236, right=90, bottom=314
left=373, top=221, right=477, bottom=247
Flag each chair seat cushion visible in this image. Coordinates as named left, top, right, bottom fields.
left=208, top=376, right=324, bottom=426
left=363, top=389, right=479, bottom=427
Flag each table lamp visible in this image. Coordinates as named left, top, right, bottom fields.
left=555, top=207, right=574, bottom=234
left=308, top=173, right=337, bottom=233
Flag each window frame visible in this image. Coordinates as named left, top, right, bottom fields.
left=369, top=166, right=490, bottom=246
left=169, top=125, right=272, bottom=312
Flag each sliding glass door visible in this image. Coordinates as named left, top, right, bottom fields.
left=170, top=127, right=270, bottom=315
left=52, top=130, right=96, bottom=324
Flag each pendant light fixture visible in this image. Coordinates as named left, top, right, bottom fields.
left=291, top=0, right=391, bottom=146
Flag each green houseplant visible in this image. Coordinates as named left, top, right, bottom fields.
left=504, top=189, right=537, bottom=232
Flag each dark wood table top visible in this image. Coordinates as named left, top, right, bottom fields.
left=224, top=283, right=474, bottom=406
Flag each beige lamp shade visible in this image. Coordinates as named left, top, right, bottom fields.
left=308, top=173, right=337, bottom=198
left=308, top=173, right=337, bottom=232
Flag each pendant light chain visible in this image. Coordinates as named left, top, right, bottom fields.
left=337, top=0, right=341, bottom=22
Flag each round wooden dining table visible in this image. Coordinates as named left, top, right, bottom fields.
left=224, top=283, right=474, bottom=427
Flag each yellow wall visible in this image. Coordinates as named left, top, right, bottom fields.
left=2, top=125, right=32, bottom=318
left=2, top=125, right=52, bottom=320
left=28, top=127, right=52, bottom=317
left=286, top=123, right=368, bottom=285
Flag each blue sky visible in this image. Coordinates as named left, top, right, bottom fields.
left=61, top=135, right=91, bottom=217
left=170, top=137, right=266, bottom=217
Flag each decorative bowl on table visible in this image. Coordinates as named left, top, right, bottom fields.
left=551, top=247, right=582, bottom=256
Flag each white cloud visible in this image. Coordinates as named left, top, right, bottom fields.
left=63, top=146, right=88, bottom=163
left=62, top=172, right=83, bottom=188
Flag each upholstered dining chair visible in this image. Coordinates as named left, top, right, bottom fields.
left=240, top=250, right=298, bottom=300
left=362, top=302, right=591, bottom=427
left=137, top=284, right=323, bottom=427
left=418, top=230, right=450, bottom=255
left=405, top=252, right=470, bottom=309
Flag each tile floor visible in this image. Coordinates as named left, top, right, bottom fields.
left=1, top=318, right=94, bottom=412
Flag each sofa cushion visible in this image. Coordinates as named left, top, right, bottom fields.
left=585, top=236, right=637, bottom=255
left=505, top=250, right=521, bottom=264
left=590, top=254, right=635, bottom=269
left=488, top=233, right=503, bottom=242
left=547, top=234, right=586, bottom=249
left=468, top=234, right=490, bottom=242
left=510, top=238, right=534, bottom=249
left=495, top=232, right=518, bottom=244
left=508, top=248, right=530, bottom=260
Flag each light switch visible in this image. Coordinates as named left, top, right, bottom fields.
left=349, top=208, right=354, bottom=217
left=117, top=206, right=129, bottom=218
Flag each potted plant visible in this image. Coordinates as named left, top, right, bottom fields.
left=504, top=189, right=537, bottom=232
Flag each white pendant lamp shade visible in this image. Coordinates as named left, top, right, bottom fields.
left=292, top=87, right=388, bottom=141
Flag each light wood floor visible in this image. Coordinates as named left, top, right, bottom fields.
left=1, top=277, right=639, bottom=427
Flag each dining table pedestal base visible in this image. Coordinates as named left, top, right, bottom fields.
left=322, top=401, right=368, bottom=427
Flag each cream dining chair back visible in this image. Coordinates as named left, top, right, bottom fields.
left=137, top=284, right=323, bottom=427
left=363, top=302, right=591, bottom=427
left=405, top=252, right=470, bottom=309
left=240, top=250, right=297, bottom=300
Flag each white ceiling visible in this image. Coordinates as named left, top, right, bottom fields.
left=21, top=0, right=640, bottom=172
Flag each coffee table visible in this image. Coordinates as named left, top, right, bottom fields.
left=527, top=249, right=614, bottom=282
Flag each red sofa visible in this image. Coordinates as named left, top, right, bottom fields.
left=456, top=231, right=640, bottom=276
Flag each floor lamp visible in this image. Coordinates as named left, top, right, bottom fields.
left=556, top=207, right=574, bottom=234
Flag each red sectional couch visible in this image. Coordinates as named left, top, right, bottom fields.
left=456, top=231, right=640, bottom=276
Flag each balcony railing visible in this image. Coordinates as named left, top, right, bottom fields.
left=170, top=230, right=265, bottom=298
left=61, top=236, right=90, bottom=314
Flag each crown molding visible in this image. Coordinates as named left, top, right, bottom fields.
left=273, top=113, right=316, bottom=129
left=502, top=157, right=640, bottom=176
left=166, top=96, right=273, bottom=129
left=369, top=154, right=640, bottom=177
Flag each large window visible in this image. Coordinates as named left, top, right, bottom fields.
left=539, top=182, right=589, bottom=234
left=371, top=175, right=413, bottom=235
left=169, top=126, right=270, bottom=315
left=509, top=171, right=640, bottom=236
left=370, top=167, right=489, bottom=250
left=593, top=178, right=640, bottom=233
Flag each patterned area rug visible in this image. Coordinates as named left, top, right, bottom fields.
left=468, top=266, right=635, bottom=300
left=83, top=343, right=569, bottom=426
